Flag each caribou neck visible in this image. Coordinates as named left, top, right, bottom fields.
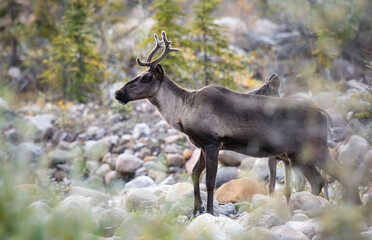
left=148, top=74, right=192, bottom=131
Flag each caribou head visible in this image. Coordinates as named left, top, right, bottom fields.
left=114, top=31, right=179, bottom=104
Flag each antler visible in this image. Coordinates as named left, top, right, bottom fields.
left=137, top=31, right=179, bottom=68
left=146, top=33, right=164, bottom=62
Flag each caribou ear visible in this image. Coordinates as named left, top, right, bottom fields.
left=154, top=64, right=164, bottom=80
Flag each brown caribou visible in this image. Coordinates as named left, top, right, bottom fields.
left=115, top=31, right=361, bottom=215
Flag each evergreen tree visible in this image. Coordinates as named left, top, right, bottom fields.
left=191, top=0, right=244, bottom=88
left=140, top=0, right=192, bottom=85
left=0, top=0, right=24, bottom=67
left=41, top=0, right=105, bottom=102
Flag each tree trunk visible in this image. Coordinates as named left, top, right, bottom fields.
left=202, top=24, right=208, bottom=86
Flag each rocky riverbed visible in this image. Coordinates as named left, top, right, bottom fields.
left=1, top=87, right=372, bottom=239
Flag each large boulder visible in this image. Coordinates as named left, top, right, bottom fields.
left=218, top=150, right=245, bottom=166
left=238, top=194, right=290, bottom=229
left=215, top=177, right=266, bottom=203
left=123, top=188, right=158, bottom=212
left=184, top=213, right=245, bottom=240
left=289, top=192, right=332, bottom=215
left=337, top=135, right=369, bottom=170
left=94, top=207, right=129, bottom=237
left=115, top=154, right=143, bottom=175
left=45, top=195, right=98, bottom=231
left=125, top=176, right=155, bottom=189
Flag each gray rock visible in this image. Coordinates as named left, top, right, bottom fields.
left=337, top=135, right=369, bottom=170
left=271, top=225, right=310, bottom=240
left=134, top=166, right=148, bottom=177
left=123, top=187, right=158, bottom=212
left=202, top=166, right=239, bottom=188
left=238, top=195, right=290, bottom=229
left=114, top=214, right=168, bottom=239
left=45, top=195, right=98, bottom=230
left=13, top=142, right=44, bottom=162
left=240, top=156, right=257, bottom=170
left=28, top=200, right=51, bottom=222
left=4, top=128, right=17, bottom=143
left=289, top=192, right=332, bottom=216
left=290, top=212, right=310, bottom=222
left=184, top=213, right=245, bottom=240
left=105, top=171, right=121, bottom=185
left=252, top=158, right=269, bottom=181
left=165, top=182, right=193, bottom=203
left=219, top=203, right=237, bottom=217
left=115, top=154, right=143, bottom=175
left=68, top=186, right=110, bottom=206
left=235, top=202, right=251, bottom=214
left=361, top=231, right=372, bottom=240
left=132, top=123, right=151, bottom=139
left=286, top=219, right=319, bottom=239
left=137, top=147, right=152, bottom=159
left=85, top=139, right=110, bottom=161
left=48, top=149, right=73, bottom=165
left=86, top=126, right=105, bottom=139
left=95, top=164, right=111, bottom=177
left=95, top=207, right=128, bottom=237
left=251, top=18, right=280, bottom=38
left=163, top=143, right=182, bottom=153
left=125, top=176, right=155, bottom=189
left=218, top=150, right=245, bottom=166
left=246, top=227, right=280, bottom=240
left=24, top=114, right=55, bottom=140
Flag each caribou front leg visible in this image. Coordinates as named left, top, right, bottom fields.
left=192, top=151, right=206, bottom=216
left=203, top=145, right=219, bottom=215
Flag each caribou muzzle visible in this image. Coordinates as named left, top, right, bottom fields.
left=114, top=89, right=129, bottom=105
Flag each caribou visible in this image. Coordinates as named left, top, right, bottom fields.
left=115, top=31, right=361, bottom=215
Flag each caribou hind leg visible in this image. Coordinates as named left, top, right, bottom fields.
left=315, top=147, right=361, bottom=205
left=268, top=157, right=277, bottom=197
left=284, top=160, right=292, bottom=203
left=192, top=151, right=206, bottom=215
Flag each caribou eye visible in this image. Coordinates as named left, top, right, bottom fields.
left=142, top=76, right=152, bottom=83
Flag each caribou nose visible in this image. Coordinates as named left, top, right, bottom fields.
left=114, top=90, right=122, bottom=100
